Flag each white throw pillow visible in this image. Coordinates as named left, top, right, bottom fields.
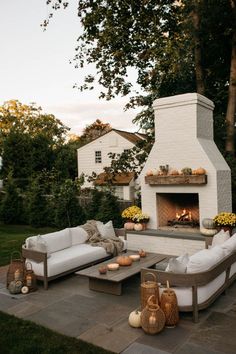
left=187, top=246, right=225, bottom=273
left=221, top=233, right=236, bottom=255
left=165, top=253, right=189, bottom=273
left=96, top=220, right=117, bottom=240
left=212, top=230, right=230, bottom=248
left=70, top=226, right=88, bottom=246
left=27, top=235, right=50, bottom=258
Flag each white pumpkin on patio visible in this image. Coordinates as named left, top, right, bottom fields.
left=128, top=309, right=141, bottom=328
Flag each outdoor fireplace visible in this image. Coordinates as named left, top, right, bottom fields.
left=140, top=93, right=232, bottom=230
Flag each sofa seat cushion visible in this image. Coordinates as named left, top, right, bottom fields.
left=159, top=272, right=226, bottom=307
left=28, top=244, right=108, bottom=277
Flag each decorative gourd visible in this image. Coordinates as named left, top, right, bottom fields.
left=116, top=255, right=133, bottom=266
left=181, top=167, right=192, bottom=175
left=128, top=310, right=141, bottom=328
left=200, top=227, right=218, bottom=236
left=139, top=249, right=147, bottom=257
left=170, top=169, right=179, bottom=175
left=146, top=170, right=153, bottom=176
left=21, top=286, right=29, bottom=294
left=8, top=280, right=23, bottom=294
left=202, top=218, right=215, bottom=229
left=195, top=167, right=206, bottom=175
left=124, top=222, right=135, bottom=230
left=134, top=223, right=143, bottom=231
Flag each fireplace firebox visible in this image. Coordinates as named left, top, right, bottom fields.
left=156, top=193, right=199, bottom=228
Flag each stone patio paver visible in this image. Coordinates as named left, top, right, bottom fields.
left=122, top=342, right=170, bottom=354
left=0, top=266, right=236, bottom=353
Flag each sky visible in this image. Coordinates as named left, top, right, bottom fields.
left=0, top=0, right=141, bottom=136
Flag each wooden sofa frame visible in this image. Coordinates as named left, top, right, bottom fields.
left=22, top=228, right=127, bottom=290
left=141, top=251, right=236, bottom=323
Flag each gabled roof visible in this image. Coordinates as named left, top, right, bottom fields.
left=112, top=129, right=146, bottom=145
left=94, top=172, right=135, bottom=186
left=77, top=128, right=146, bottom=151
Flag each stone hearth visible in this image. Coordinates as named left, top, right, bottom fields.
left=141, top=93, right=232, bottom=230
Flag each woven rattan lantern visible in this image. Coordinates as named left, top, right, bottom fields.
left=160, top=281, right=179, bottom=327
left=141, top=295, right=166, bottom=335
left=6, top=251, right=25, bottom=288
left=24, top=262, right=37, bottom=292
left=141, top=272, right=159, bottom=309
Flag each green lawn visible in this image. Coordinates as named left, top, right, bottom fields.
left=0, top=311, right=113, bottom=354
left=0, top=224, right=58, bottom=266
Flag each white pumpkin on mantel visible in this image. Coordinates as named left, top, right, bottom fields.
left=128, top=310, right=141, bottom=328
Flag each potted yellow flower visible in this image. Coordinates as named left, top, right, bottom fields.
left=121, top=206, right=141, bottom=230
left=133, top=212, right=150, bottom=230
left=213, top=212, right=236, bottom=235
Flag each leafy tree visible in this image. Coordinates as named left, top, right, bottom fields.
left=0, top=100, right=69, bottom=153
left=54, top=144, right=78, bottom=180
left=54, top=179, right=87, bottom=228
left=1, top=130, right=33, bottom=180
left=0, top=173, right=24, bottom=224
left=79, top=119, right=112, bottom=145
left=43, top=1, right=236, bottom=153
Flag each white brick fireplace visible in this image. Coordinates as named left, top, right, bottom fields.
left=141, top=93, right=232, bottom=230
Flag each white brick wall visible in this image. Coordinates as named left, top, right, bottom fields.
left=126, top=233, right=205, bottom=256
left=141, top=93, right=232, bottom=228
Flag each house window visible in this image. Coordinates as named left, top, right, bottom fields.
left=95, top=151, right=102, bottom=163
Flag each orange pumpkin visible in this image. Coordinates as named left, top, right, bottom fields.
left=170, top=169, right=179, bottom=175
left=116, top=256, right=133, bottom=266
left=195, top=167, right=206, bottom=175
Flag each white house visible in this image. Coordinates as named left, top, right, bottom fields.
left=77, top=129, right=145, bottom=200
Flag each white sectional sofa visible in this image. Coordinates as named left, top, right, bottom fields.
left=141, top=231, right=236, bottom=322
left=22, top=224, right=127, bottom=289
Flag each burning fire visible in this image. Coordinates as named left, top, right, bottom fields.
left=175, top=209, right=192, bottom=221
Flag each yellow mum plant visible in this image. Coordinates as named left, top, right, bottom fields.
left=121, top=206, right=141, bottom=220
left=213, top=212, right=236, bottom=227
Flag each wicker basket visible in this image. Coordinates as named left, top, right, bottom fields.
left=160, top=281, right=179, bottom=327
left=25, top=262, right=37, bottom=292
left=141, top=272, right=159, bottom=309
left=6, top=251, right=25, bottom=288
left=141, top=295, right=166, bottom=335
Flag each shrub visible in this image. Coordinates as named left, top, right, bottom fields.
left=0, top=174, right=24, bottom=224
left=95, top=190, right=123, bottom=228
left=54, top=179, right=87, bottom=228
left=28, top=178, right=51, bottom=227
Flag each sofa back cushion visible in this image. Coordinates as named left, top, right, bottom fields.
left=221, top=233, right=236, bottom=255
left=212, top=230, right=230, bottom=248
left=40, top=228, right=71, bottom=253
left=187, top=246, right=226, bottom=273
left=70, top=226, right=88, bottom=246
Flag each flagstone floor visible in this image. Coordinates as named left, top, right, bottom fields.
left=0, top=265, right=236, bottom=353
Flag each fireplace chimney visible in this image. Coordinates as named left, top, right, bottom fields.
left=141, top=93, right=232, bottom=229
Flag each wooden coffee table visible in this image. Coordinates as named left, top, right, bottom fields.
left=77, top=251, right=167, bottom=295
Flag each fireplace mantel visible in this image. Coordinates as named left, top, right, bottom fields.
left=145, top=174, right=207, bottom=185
